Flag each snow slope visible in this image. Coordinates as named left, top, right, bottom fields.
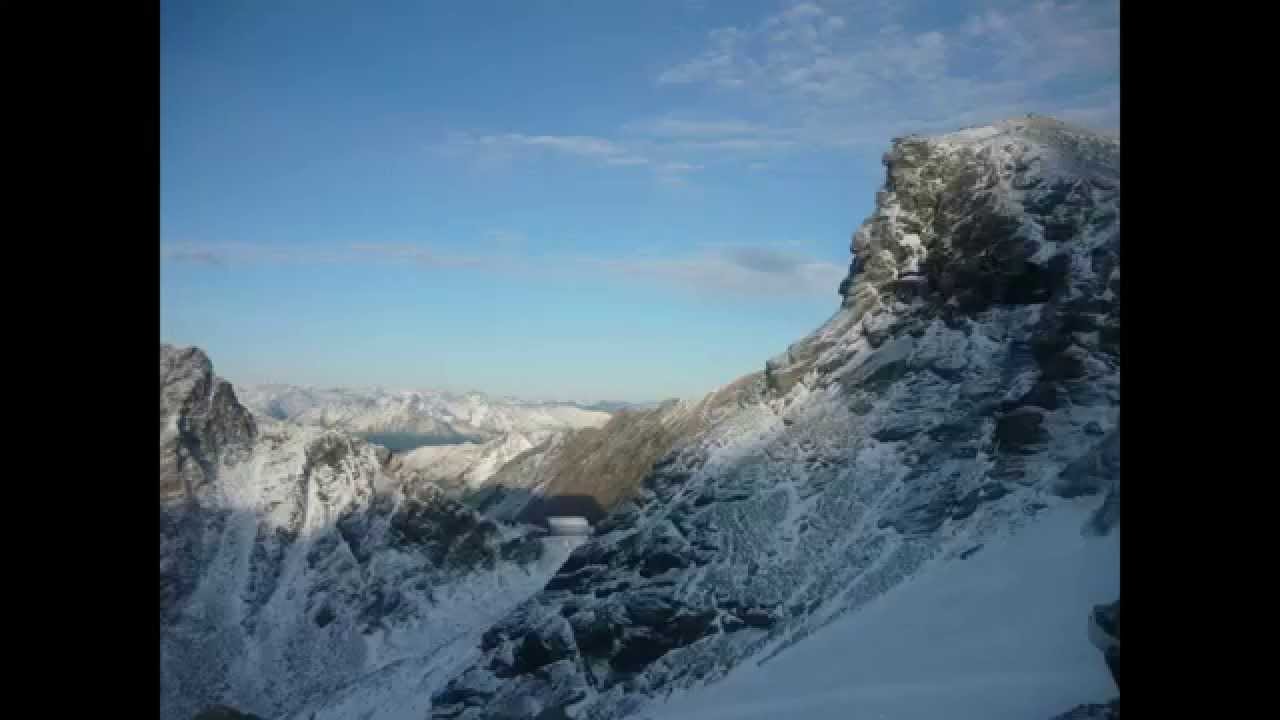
left=288, top=533, right=590, bottom=720
left=647, top=501, right=1118, bottom=720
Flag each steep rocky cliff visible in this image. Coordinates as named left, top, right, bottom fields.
left=428, top=116, right=1121, bottom=720
left=159, top=345, right=586, bottom=720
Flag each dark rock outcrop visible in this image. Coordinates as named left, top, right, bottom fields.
left=1090, top=598, right=1120, bottom=688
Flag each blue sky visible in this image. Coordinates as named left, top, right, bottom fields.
left=160, top=0, right=1119, bottom=403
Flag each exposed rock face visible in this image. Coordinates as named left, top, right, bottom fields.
left=471, top=375, right=766, bottom=525
left=428, top=117, right=1120, bottom=720
left=159, top=345, right=586, bottom=720
left=160, top=344, right=257, bottom=504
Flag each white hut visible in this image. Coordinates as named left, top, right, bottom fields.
left=546, top=516, right=591, bottom=537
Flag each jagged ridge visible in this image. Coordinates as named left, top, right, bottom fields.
left=427, top=116, right=1121, bottom=720
left=159, top=345, right=587, bottom=720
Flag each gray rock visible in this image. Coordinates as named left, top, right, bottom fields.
left=1054, top=429, right=1120, bottom=498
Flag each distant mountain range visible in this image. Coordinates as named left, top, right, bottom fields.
left=575, top=400, right=664, bottom=413
left=237, top=384, right=613, bottom=441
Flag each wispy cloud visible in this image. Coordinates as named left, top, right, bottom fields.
left=655, top=0, right=1119, bottom=138
left=438, top=131, right=703, bottom=183
left=160, top=243, right=350, bottom=266
left=583, top=244, right=845, bottom=299
left=621, top=116, right=800, bottom=154
left=441, top=116, right=807, bottom=183
left=496, top=133, right=648, bottom=165
left=440, top=1, right=1117, bottom=185
left=162, top=240, right=844, bottom=299
left=348, top=243, right=515, bottom=269
left=166, top=249, right=226, bottom=266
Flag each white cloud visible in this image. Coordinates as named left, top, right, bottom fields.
left=440, top=131, right=711, bottom=183
left=655, top=0, right=1119, bottom=137
left=163, top=240, right=846, bottom=299
left=584, top=244, right=846, bottom=299
left=661, top=162, right=702, bottom=173
left=484, top=133, right=648, bottom=165
left=433, top=1, right=1117, bottom=188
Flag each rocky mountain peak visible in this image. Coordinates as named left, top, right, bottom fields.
left=769, top=117, right=1119, bottom=396
left=430, top=117, right=1121, bottom=720
left=159, top=345, right=589, bottom=720
left=159, top=343, right=257, bottom=504
left=840, top=116, right=1118, bottom=312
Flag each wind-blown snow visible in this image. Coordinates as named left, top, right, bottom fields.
left=647, top=502, right=1118, bottom=720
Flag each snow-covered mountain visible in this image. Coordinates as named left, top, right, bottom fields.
left=471, top=388, right=763, bottom=526
left=389, top=430, right=559, bottom=498
left=164, top=115, right=1120, bottom=720
left=426, top=116, right=1121, bottom=720
left=159, top=345, right=588, bottom=720
left=237, top=384, right=611, bottom=440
